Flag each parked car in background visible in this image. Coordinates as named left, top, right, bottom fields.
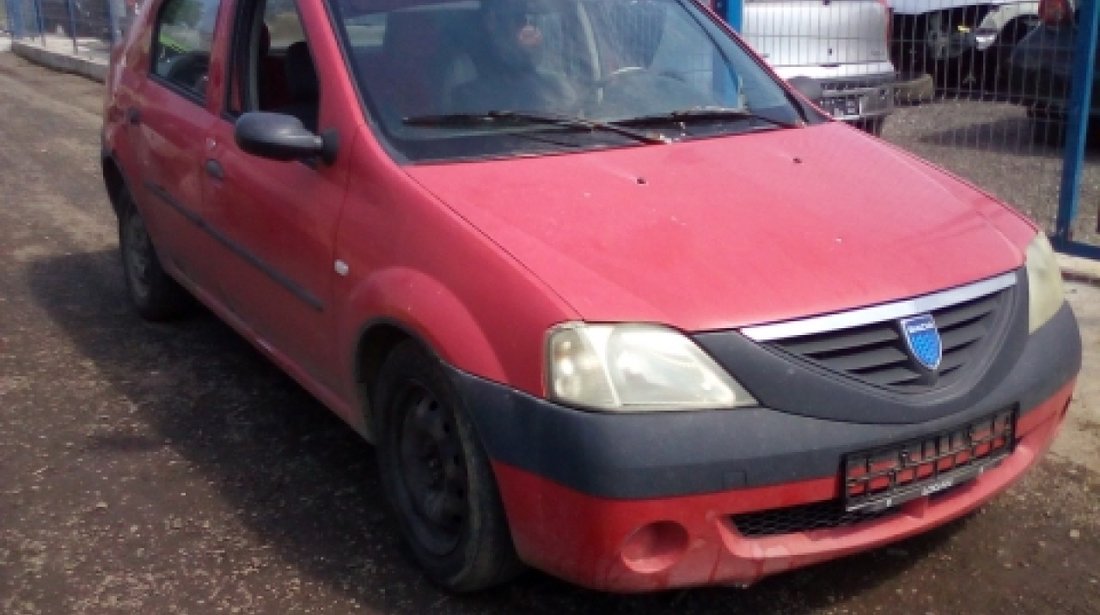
left=891, top=0, right=1039, bottom=86
left=104, top=0, right=1080, bottom=594
left=1003, top=0, right=1099, bottom=143
left=740, top=0, right=896, bottom=134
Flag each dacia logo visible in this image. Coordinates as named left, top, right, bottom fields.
left=899, top=314, right=942, bottom=371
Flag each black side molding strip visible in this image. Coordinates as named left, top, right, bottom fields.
left=145, top=181, right=325, bottom=312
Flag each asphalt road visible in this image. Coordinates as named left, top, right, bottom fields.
left=1, top=52, right=1099, bottom=614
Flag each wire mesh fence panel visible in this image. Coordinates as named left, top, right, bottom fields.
left=730, top=0, right=1098, bottom=249
left=8, top=0, right=43, bottom=37
left=888, top=0, right=1099, bottom=246
left=6, top=0, right=128, bottom=43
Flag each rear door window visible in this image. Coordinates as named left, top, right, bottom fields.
left=152, top=0, right=223, bottom=100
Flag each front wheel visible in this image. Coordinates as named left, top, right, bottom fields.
left=374, top=341, right=522, bottom=592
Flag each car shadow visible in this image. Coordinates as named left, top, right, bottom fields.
left=27, top=248, right=973, bottom=613
left=909, top=115, right=1056, bottom=156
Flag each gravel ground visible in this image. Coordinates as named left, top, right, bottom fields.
left=1, top=51, right=1099, bottom=614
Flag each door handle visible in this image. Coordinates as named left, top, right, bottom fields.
left=126, top=107, right=141, bottom=125
left=204, top=159, right=224, bottom=180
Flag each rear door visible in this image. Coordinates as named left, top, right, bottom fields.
left=741, top=0, right=891, bottom=68
left=129, top=0, right=224, bottom=289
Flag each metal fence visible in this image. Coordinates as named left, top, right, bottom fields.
left=724, top=0, right=1099, bottom=258
left=3, top=0, right=135, bottom=44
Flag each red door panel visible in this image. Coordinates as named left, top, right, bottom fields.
left=200, top=119, right=346, bottom=389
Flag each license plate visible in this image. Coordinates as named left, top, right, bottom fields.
left=842, top=409, right=1017, bottom=513
left=823, top=95, right=861, bottom=118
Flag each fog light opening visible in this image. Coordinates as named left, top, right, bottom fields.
left=620, top=521, right=689, bottom=574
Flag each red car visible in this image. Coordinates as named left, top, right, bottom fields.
left=102, top=0, right=1081, bottom=593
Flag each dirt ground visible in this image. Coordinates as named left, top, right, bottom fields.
left=1, top=52, right=1098, bottom=614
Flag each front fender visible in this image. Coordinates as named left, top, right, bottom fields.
left=339, top=265, right=507, bottom=388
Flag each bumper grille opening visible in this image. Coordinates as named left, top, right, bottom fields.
left=734, top=409, right=1016, bottom=538
left=731, top=500, right=893, bottom=537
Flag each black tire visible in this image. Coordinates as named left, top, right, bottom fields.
left=374, top=341, right=522, bottom=592
left=118, top=190, right=190, bottom=321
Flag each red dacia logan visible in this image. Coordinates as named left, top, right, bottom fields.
left=102, top=0, right=1082, bottom=593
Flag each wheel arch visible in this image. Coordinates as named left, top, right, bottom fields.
left=343, top=267, right=512, bottom=442
left=352, top=318, right=422, bottom=441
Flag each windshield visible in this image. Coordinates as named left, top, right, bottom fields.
left=331, top=0, right=807, bottom=161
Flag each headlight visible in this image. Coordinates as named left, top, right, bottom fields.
left=1025, top=232, right=1065, bottom=333
left=545, top=323, right=757, bottom=411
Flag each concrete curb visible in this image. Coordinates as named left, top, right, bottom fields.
left=11, top=40, right=107, bottom=83
left=1059, top=254, right=1100, bottom=286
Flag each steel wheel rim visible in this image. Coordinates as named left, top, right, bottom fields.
left=395, top=383, right=468, bottom=556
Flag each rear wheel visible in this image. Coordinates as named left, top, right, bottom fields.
left=374, top=341, right=522, bottom=592
left=118, top=190, right=190, bottom=321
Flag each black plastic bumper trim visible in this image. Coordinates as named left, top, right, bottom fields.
left=448, top=303, right=1080, bottom=500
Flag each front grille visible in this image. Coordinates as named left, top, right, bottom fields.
left=768, top=284, right=1012, bottom=393
left=732, top=500, right=893, bottom=537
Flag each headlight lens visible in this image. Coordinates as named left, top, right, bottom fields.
left=1025, top=232, right=1064, bottom=333
left=545, top=323, right=757, bottom=411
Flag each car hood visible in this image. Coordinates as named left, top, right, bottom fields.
left=405, top=123, right=1032, bottom=331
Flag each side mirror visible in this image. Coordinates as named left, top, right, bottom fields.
left=234, top=112, right=337, bottom=164
left=787, top=76, right=824, bottom=104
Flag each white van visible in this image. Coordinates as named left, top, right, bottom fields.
left=740, top=0, right=896, bottom=134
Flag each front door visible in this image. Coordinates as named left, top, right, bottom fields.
left=201, top=0, right=348, bottom=388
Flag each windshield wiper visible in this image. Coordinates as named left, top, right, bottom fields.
left=614, top=107, right=803, bottom=130
left=404, top=110, right=670, bottom=145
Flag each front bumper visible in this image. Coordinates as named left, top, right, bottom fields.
left=448, top=303, right=1079, bottom=591
left=771, top=65, right=895, bottom=123
left=491, top=381, right=1071, bottom=591
left=818, top=77, right=895, bottom=123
